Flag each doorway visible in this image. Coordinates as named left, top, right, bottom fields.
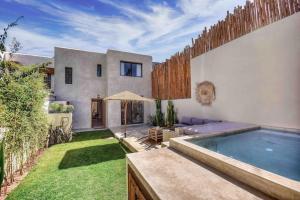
left=91, top=99, right=105, bottom=128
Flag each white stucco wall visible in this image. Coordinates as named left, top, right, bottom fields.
left=54, top=47, right=107, bottom=129
left=106, top=50, right=152, bottom=127
left=162, top=13, right=300, bottom=130
left=54, top=47, right=152, bottom=129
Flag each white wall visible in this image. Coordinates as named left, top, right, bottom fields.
left=106, top=50, right=152, bottom=127
left=54, top=47, right=107, bottom=129
left=4, top=52, right=53, bottom=66
left=162, top=13, right=300, bottom=130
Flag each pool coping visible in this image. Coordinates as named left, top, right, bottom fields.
left=170, top=128, right=300, bottom=200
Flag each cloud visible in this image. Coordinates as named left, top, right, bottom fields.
left=0, top=24, right=104, bottom=57
left=2, top=0, right=248, bottom=61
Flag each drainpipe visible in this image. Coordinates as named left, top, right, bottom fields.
left=124, top=100, right=128, bottom=138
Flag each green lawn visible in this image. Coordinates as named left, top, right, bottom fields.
left=7, top=130, right=129, bottom=200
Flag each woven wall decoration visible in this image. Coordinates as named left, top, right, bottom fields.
left=196, top=81, right=216, bottom=105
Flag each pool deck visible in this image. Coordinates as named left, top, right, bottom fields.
left=178, top=121, right=260, bottom=135
left=110, top=124, right=162, bottom=152
left=127, top=148, right=274, bottom=200
left=111, top=122, right=260, bottom=152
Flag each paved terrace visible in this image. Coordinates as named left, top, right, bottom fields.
left=110, top=122, right=259, bottom=152
left=110, top=124, right=161, bottom=152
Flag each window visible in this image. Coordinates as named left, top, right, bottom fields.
left=44, top=74, right=51, bottom=89
left=121, top=101, right=144, bottom=125
left=120, top=61, right=142, bottom=77
left=97, top=64, right=102, bottom=77
left=65, top=67, right=72, bottom=84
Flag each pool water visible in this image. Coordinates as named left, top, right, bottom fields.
left=189, top=129, right=300, bottom=181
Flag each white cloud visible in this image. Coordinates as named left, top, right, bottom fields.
left=0, top=22, right=104, bottom=57
left=2, top=0, right=248, bottom=61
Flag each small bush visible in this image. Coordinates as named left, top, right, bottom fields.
left=48, top=125, right=73, bottom=147
left=49, top=103, right=60, bottom=112
left=65, top=105, right=74, bottom=113
left=49, top=103, right=74, bottom=113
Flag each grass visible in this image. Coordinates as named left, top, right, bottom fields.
left=6, top=130, right=129, bottom=200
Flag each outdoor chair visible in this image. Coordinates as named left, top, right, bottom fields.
left=148, top=127, right=163, bottom=143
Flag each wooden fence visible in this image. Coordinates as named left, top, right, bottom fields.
left=152, top=0, right=300, bottom=100
left=191, top=0, right=300, bottom=57
left=152, top=47, right=191, bottom=99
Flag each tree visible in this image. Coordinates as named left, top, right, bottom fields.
left=0, top=16, right=23, bottom=61
left=0, top=16, right=48, bottom=187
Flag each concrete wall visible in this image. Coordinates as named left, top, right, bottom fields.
left=48, top=113, right=72, bottom=131
left=54, top=47, right=107, bottom=129
left=162, top=13, right=300, bottom=130
left=4, top=52, right=53, bottom=66
left=106, top=50, right=152, bottom=127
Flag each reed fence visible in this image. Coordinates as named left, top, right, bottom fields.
left=152, top=47, right=191, bottom=99
left=152, top=0, right=300, bottom=100
left=192, top=0, right=300, bottom=57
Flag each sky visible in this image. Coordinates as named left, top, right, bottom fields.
left=0, top=0, right=247, bottom=62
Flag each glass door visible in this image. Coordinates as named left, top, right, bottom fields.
left=121, top=101, right=144, bottom=125
left=91, top=99, right=105, bottom=128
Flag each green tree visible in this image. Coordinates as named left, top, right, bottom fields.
left=0, top=17, right=48, bottom=184
left=155, top=100, right=164, bottom=127
left=166, top=100, right=176, bottom=128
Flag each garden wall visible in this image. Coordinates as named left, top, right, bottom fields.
left=48, top=113, right=73, bottom=131
left=162, top=12, right=300, bottom=130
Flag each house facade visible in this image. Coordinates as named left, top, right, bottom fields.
left=6, top=47, right=153, bottom=130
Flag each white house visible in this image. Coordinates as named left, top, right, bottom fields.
left=6, top=47, right=153, bottom=130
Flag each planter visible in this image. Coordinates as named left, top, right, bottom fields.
left=48, top=113, right=72, bottom=131
left=162, top=129, right=179, bottom=142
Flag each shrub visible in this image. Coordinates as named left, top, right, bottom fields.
left=0, top=17, right=49, bottom=184
left=0, top=61, right=48, bottom=182
left=155, top=100, right=164, bottom=127
left=65, top=105, right=74, bottom=113
left=147, top=115, right=156, bottom=126
left=48, top=125, right=73, bottom=147
left=166, top=100, right=176, bottom=128
left=0, top=139, right=4, bottom=189
left=49, top=103, right=74, bottom=113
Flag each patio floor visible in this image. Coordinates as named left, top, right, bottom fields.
left=110, top=122, right=260, bottom=152
left=110, top=124, right=162, bottom=152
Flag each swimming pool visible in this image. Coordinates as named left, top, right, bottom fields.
left=189, top=129, right=300, bottom=181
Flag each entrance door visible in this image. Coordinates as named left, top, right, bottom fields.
left=91, top=99, right=105, bottom=128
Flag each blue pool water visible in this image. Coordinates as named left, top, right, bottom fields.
left=189, top=129, right=300, bottom=181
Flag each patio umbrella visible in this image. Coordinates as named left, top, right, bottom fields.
left=103, top=91, right=154, bottom=138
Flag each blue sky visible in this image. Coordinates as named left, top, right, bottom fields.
left=0, top=0, right=247, bottom=61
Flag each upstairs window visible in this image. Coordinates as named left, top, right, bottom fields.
left=97, top=64, right=102, bottom=77
left=120, top=61, right=142, bottom=77
left=65, top=67, right=72, bottom=84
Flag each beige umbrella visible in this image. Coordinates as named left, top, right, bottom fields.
left=104, top=91, right=154, bottom=138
